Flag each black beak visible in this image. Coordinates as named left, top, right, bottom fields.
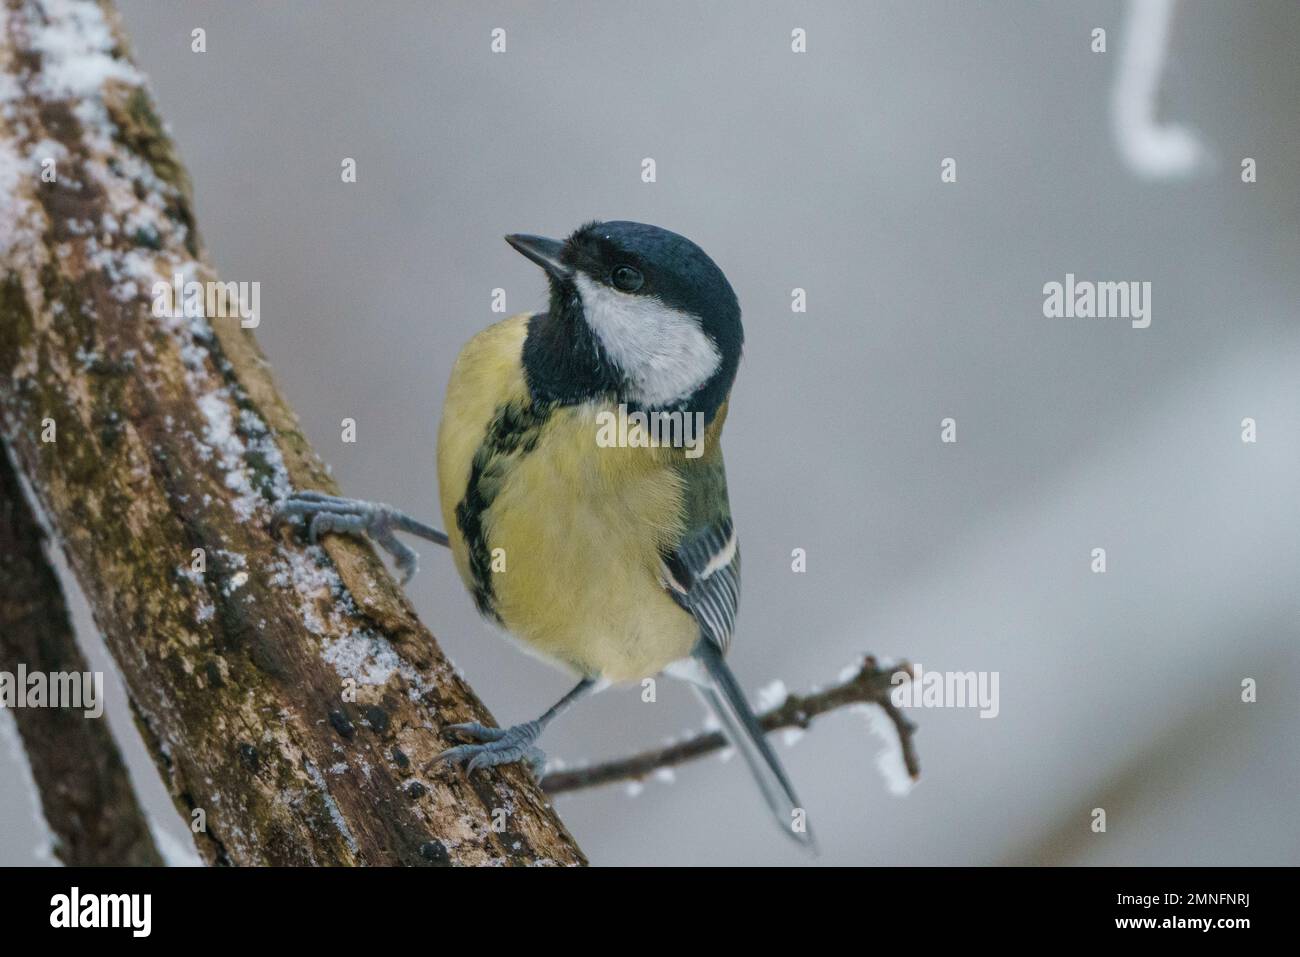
left=505, top=234, right=570, bottom=281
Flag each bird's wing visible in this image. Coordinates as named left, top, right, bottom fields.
left=662, top=517, right=740, bottom=654
left=659, top=437, right=740, bottom=655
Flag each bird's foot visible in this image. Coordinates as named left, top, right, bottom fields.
left=438, top=721, right=547, bottom=776
left=275, top=491, right=420, bottom=583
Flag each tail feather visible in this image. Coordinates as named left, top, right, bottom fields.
left=689, top=641, right=817, bottom=853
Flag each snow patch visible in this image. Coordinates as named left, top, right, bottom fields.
left=270, top=546, right=435, bottom=694
left=147, top=818, right=202, bottom=867
left=0, top=708, right=58, bottom=864
left=0, top=138, right=33, bottom=258
left=755, top=679, right=787, bottom=711
left=27, top=0, right=144, bottom=100
left=303, top=761, right=358, bottom=854
left=321, top=631, right=403, bottom=686
left=859, top=704, right=914, bottom=797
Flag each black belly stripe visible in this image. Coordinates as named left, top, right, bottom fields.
left=455, top=398, right=552, bottom=621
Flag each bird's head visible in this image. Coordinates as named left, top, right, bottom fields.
left=508, top=221, right=742, bottom=420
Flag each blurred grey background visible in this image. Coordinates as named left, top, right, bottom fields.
left=2, top=0, right=1298, bottom=866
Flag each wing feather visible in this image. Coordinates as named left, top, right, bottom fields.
left=662, top=517, right=740, bottom=654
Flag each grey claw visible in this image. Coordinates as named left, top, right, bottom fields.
left=291, top=490, right=334, bottom=502
left=437, top=722, right=546, bottom=776
left=275, top=492, right=437, bottom=587
left=397, top=556, right=419, bottom=585
left=436, top=744, right=481, bottom=765
left=446, top=722, right=506, bottom=742
left=466, top=750, right=510, bottom=773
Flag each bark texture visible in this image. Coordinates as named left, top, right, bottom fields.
left=0, top=0, right=584, bottom=865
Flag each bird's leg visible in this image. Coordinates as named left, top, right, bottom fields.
left=438, top=678, right=596, bottom=777
left=275, top=490, right=449, bottom=584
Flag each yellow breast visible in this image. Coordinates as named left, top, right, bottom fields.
left=436, top=314, right=700, bottom=682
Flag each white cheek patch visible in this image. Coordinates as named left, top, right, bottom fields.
left=573, top=274, right=721, bottom=407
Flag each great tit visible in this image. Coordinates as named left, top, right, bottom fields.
left=280, top=221, right=813, bottom=849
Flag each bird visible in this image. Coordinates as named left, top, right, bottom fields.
left=278, top=220, right=813, bottom=849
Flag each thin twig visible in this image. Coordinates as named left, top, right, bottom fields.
left=541, top=656, right=918, bottom=794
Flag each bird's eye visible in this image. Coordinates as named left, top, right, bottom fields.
left=610, top=265, right=643, bottom=292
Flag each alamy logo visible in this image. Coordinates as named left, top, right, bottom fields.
left=50, top=887, right=151, bottom=937
left=890, top=663, right=999, bottom=718
left=152, top=273, right=260, bottom=328
left=0, top=666, right=103, bottom=718
left=1042, top=273, right=1151, bottom=328
left=595, top=403, right=706, bottom=459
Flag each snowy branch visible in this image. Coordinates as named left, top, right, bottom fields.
left=1111, top=0, right=1207, bottom=178
left=541, top=657, right=919, bottom=795
left=0, top=0, right=583, bottom=866
left=0, top=448, right=163, bottom=865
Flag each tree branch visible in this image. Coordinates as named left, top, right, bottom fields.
left=0, top=444, right=164, bottom=866
left=0, top=0, right=582, bottom=866
left=541, top=657, right=919, bottom=795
